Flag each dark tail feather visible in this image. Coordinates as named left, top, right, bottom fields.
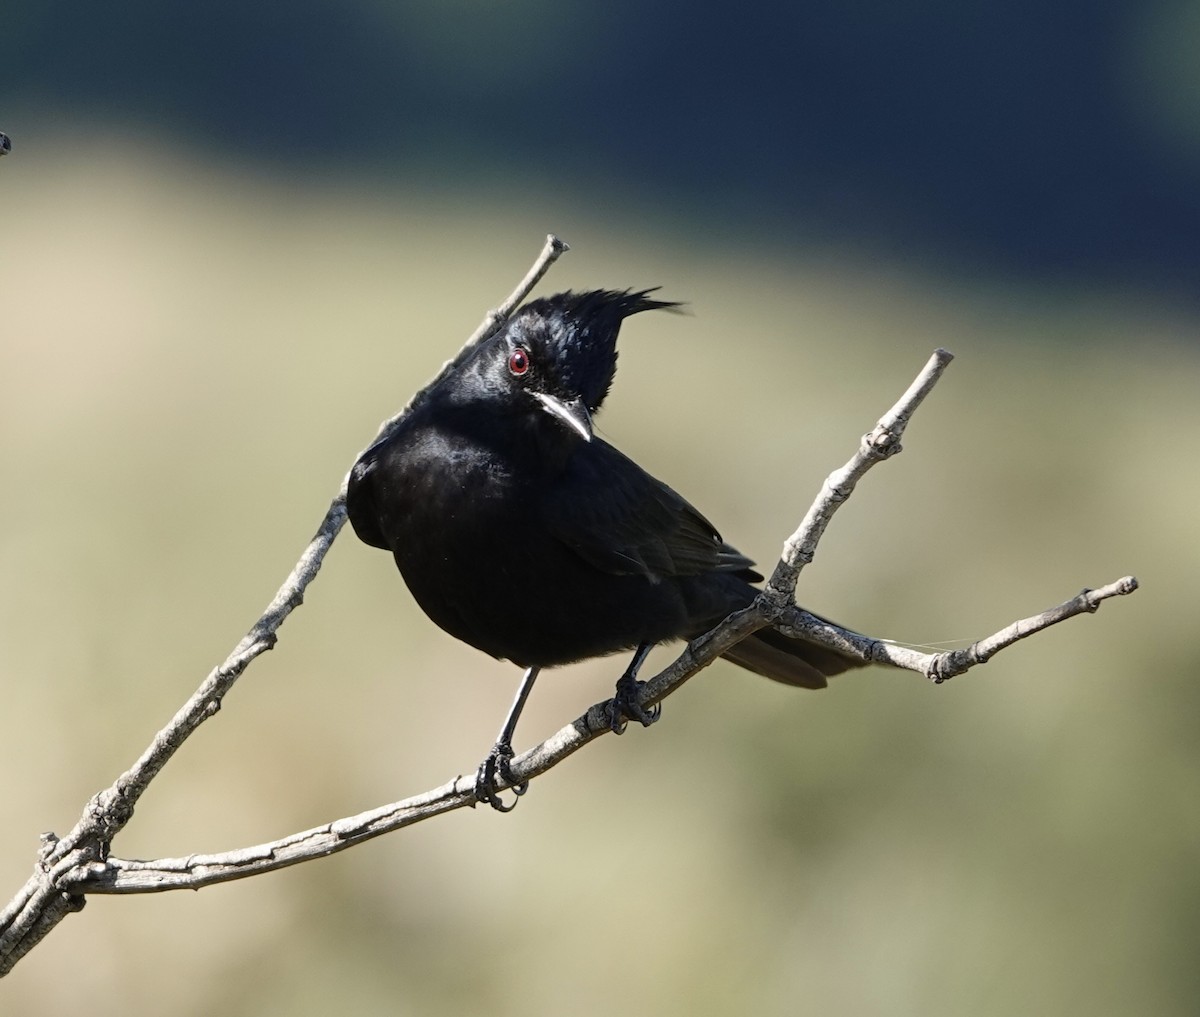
left=720, top=626, right=866, bottom=689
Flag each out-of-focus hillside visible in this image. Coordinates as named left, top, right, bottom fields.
left=1, top=140, right=1196, bottom=1017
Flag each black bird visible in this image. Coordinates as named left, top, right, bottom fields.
left=347, top=289, right=865, bottom=809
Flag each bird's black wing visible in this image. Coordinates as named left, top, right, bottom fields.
left=545, top=439, right=759, bottom=580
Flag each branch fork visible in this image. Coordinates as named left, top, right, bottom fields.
left=0, top=235, right=1138, bottom=974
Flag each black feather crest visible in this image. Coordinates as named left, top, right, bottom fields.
left=508, top=289, right=682, bottom=411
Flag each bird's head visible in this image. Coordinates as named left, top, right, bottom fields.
left=491, top=288, right=681, bottom=442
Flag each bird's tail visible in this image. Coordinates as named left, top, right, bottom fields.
left=720, top=624, right=865, bottom=689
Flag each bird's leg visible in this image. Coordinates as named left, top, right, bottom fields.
left=608, top=642, right=661, bottom=735
left=474, top=666, right=539, bottom=812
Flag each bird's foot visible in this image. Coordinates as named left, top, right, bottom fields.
left=607, top=673, right=661, bottom=735
left=473, top=741, right=528, bottom=813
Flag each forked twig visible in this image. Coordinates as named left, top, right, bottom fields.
left=0, top=235, right=1138, bottom=973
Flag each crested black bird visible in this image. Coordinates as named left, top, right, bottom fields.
left=347, top=289, right=866, bottom=809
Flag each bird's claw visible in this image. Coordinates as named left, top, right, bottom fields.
left=473, top=741, right=528, bottom=812
left=607, top=674, right=661, bottom=735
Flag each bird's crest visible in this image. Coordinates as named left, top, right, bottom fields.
left=509, top=289, right=682, bottom=411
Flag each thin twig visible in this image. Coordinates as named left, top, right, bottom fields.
left=774, top=577, right=1139, bottom=676
left=371, top=234, right=569, bottom=441
left=922, top=576, right=1140, bottom=681
left=765, top=347, right=954, bottom=606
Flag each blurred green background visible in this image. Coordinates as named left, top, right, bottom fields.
left=2, top=3, right=1198, bottom=1016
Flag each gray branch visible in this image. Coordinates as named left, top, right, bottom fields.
left=0, top=234, right=569, bottom=975
left=767, top=347, right=954, bottom=603
left=0, top=236, right=1138, bottom=971
left=45, top=574, right=1137, bottom=896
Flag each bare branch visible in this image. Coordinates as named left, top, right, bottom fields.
left=0, top=235, right=571, bottom=976
left=55, top=572, right=1138, bottom=896
left=766, top=347, right=954, bottom=605
left=369, top=233, right=569, bottom=444
left=45, top=347, right=1135, bottom=900
left=0, top=251, right=1139, bottom=972
left=924, top=576, right=1139, bottom=681
left=460, top=234, right=572, bottom=354
left=59, top=778, right=476, bottom=894
left=773, top=577, right=1139, bottom=679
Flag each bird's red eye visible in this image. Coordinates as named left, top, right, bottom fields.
left=508, top=347, right=530, bottom=376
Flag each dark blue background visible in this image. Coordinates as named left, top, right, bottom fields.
left=4, top=1, right=1196, bottom=295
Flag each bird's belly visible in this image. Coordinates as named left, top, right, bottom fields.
left=390, top=460, right=687, bottom=667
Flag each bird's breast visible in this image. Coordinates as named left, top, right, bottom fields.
left=366, top=425, right=693, bottom=668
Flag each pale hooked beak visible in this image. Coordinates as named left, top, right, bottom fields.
left=533, top=392, right=593, bottom=442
